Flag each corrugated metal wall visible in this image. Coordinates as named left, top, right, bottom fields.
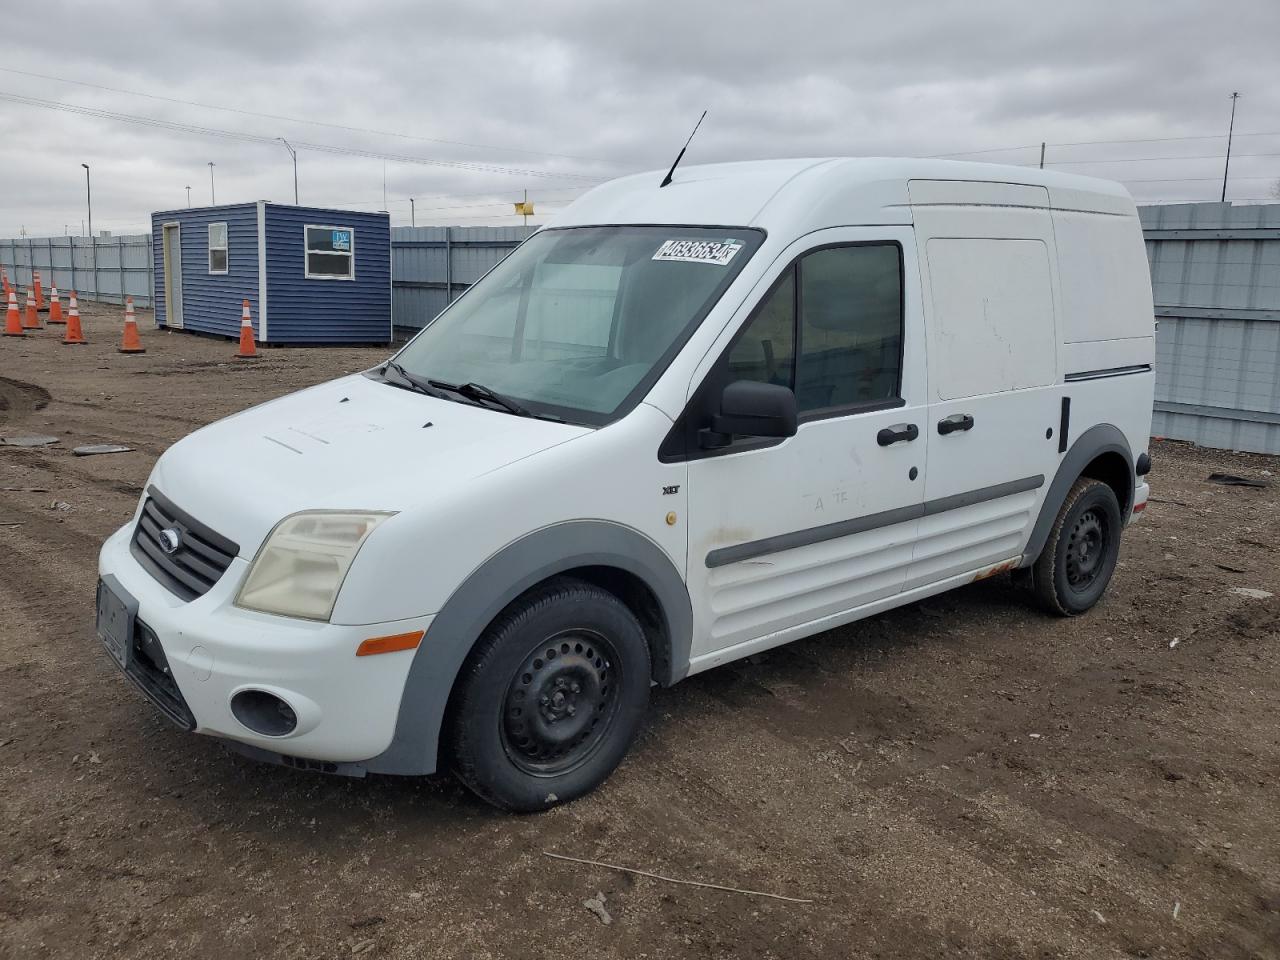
left=0, top=234, right=155, bottom=306
left=152, top=203, right=259, bottom=336
left=264, top=205, right=391, bottom=343
left=391, top=226, right=532, bottom=332
left=1142, top=202, right=1280, bottom=454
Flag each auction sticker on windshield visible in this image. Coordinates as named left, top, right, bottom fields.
left=652, top=238, right=743, bottom=266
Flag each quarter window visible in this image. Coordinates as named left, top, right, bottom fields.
left=727, top=243, right=902, bottom=414
left=208, top=222, right=228, bottom=274
left=305, top=225, right=355, bottom=279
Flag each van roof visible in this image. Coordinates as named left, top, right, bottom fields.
left=548, top=157, right=1135, bottom=235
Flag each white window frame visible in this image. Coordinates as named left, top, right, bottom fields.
left=304, top=224, right=356, bottom=280
left=208, top=221, right=229, bottom=275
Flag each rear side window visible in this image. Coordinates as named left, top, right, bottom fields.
left=727, top=243, right=903, bottom=415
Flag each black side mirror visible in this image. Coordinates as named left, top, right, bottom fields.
left=699, top=380, right=798, bottom=449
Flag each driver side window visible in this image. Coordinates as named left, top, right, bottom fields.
left=726, top=243, right=903, bottom=416
left=726, top=270, right=795, bottom=387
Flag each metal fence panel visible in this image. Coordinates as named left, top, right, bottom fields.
left=390, top=225, right=533, bottom=332
left=0, top=234, right=154, bottom=307
left=1142, top=201, right=1280, bottom=454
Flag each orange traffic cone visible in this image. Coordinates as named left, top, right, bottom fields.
left=47, top=285, right=65, bottom=324
left=33, top=270, right=45, bottom=311
left=119, top=297, right=145, bottom=353
left=235, top=299, right=257, bottom=358
left=22, top=288, right=41, bottom=329
left=3, top=288, right=24, bottom=337
left=1, top=270, right=10, bottom=300
left=62, top=291, right=86, bottom=345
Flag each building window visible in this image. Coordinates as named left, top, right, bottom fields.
left=208, top=222, right=228, bottom=274
left=305, top=225, right=355, bottom=279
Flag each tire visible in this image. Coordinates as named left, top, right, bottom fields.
left=1032, top=477, right=1123, bottom=616
left=446, top=577, right=651, bottom=812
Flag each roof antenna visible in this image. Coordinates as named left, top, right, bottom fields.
left=660, top=110, right=707, bottom=188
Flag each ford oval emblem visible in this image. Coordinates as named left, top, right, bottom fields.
left=158, top=528, right=182, bottom=555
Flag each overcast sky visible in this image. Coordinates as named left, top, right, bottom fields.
left=1, top=1, right=1278, bottom=237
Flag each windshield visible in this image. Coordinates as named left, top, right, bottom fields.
left=391, top=226, right=763, bottom=425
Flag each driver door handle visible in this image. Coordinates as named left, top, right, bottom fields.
left=876, top=423, right=919, bottom=446
left=937, top=413, right=975, bottom=435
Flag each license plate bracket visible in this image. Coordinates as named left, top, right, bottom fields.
left=96, top=575, right=138, bottom=669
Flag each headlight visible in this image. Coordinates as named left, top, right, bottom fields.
left=235, top=511, right=393, bottom=621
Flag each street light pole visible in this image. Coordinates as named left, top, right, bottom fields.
left=410, top=197, right=415, bottom=227
left=208, top=161, right=216, bottom=205
left=80, top=163, right=92, bottom=238
left=1221, top=91, right=1240, bottom=203
left=185, top=185, right=192, bottom=207
left=277, top=138, right=298, bottom=204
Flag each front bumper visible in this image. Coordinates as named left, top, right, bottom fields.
left=97, top=523, right=432, bottom=764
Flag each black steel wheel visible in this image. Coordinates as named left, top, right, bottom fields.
left=501, top=630, right=621, bottom=776
left=1064, top=507, right=1108, bottom=591
left=447, top=577, right=650, bottom=812
left=1033, top=477, right=1123, bottom=616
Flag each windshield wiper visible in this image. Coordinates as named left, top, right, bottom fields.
left=428, top=379, right=560, bottom=421
left=381, top=361, right=451, bottom=400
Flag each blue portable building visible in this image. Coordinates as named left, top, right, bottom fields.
left=151, top=202, right=391, bottom=343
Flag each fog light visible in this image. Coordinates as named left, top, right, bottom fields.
left=230, top=689, right=299, bottom=737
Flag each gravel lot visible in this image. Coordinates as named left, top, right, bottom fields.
left=1, top=301, right=1278, bottom=959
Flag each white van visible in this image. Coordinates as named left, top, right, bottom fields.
left=97, top=158, right=1154, bottom=810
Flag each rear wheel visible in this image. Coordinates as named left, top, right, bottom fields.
left=447, top=578, right=650, bottom=811
left=1032, top=477, right=1123, bottom=616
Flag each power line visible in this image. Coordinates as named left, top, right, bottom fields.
left=0, top=91, right=609, bottom=183
left=1047, top=151, right=1280, bottom=166
left=1122, top=176, right=1278, bottom=183
left=0, top=65, right=613, bottom=165
left=932, top=130, right=1280, bottom=159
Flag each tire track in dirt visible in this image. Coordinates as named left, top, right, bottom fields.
left=54, top=397, right=211, bottom=429
left=0, top=448, right=147, bottom=500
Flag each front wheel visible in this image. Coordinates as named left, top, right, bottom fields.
left=1032, top=477, right=1123, bottom=616
left=447, top=577, right=650, bottom=811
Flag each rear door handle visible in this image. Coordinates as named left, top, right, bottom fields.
left=937, top=413, right=975, bottom=435
left=876, top=423, right=919, bottom=446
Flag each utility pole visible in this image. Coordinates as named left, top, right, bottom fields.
left=410, top=197, right=415, bottom=228
left=1221, top=91, right=1240, bottom=203
left=185, top=185, right=192, bottom=207
left=208, top=161, right=216, bottom=205
left=1039, top=142, right=1046, bottom=169
left=80, top=163, right=92, bottom=238
left=277, top=138, right=298, bottom=204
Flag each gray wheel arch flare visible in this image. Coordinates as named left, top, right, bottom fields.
left=1020, top=423, right=1135, bottom=568
left=364, top=520, right=692, bottom=776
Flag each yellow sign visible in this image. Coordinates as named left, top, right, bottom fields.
left=513, top=201, right=535, bottom=216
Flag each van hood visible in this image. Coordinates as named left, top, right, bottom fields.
left=147, top=373, right=591, bottom=555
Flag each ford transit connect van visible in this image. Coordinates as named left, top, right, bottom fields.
left=97, top=158, right=1154, bottom=810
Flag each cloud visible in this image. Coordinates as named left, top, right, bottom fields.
left=0, top=0, right=1276, bottom=237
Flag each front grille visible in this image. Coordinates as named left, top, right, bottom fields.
left=130, top=486, right=239, bottom=602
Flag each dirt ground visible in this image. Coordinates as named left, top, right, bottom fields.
left=1, top=300, right=1278, bottom=960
